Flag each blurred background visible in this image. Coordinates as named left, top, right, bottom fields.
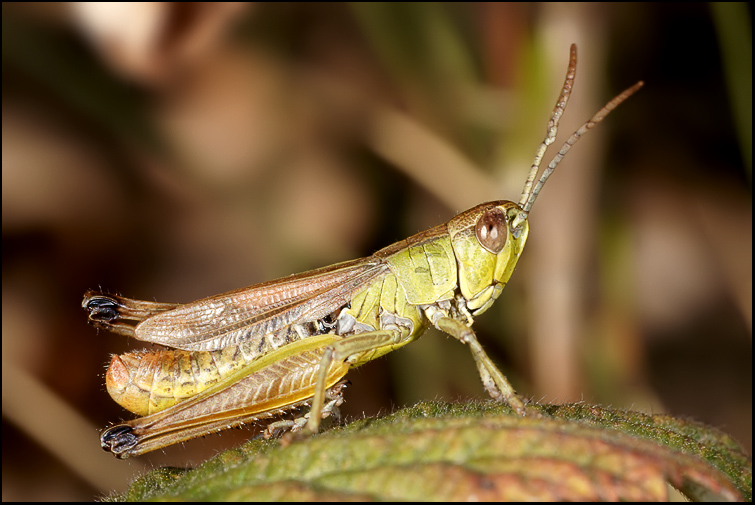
left=2, top=3, right=750, bottom=500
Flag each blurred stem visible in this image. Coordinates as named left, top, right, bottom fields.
left=1, top=361, right=144, bottom=494
left=710, top=2, right=752, bottom=176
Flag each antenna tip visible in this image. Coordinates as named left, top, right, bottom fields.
left=617, top=81, right=645, bottom=102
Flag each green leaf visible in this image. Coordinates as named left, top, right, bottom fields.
left=113, top=401, right=751, bottom=501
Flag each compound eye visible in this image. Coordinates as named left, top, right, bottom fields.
left=475, top=208, right=507, bottom=254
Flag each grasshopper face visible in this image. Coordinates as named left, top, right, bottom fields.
left=448, top=201, right=529, bottom=316
left=445, top=44, right=644, bottom=318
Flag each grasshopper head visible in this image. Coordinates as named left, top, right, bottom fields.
left=448, top=201, right=528, bottom=316
left=447, top=45, right=643, bottom=317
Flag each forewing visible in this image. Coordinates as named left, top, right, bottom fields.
left=133, top=257, right=389, bottom=351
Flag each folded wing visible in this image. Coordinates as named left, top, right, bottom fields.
left=133, top=257, right=390, bottom=351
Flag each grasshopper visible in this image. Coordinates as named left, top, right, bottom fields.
left=84, top=44, right=642, bottom=459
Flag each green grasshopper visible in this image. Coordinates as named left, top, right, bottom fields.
left=83, top=44, right=642, bottom=458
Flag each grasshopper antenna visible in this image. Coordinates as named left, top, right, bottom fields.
left=522, top=80, right=644, bottom=213
left=515, top=44, right=644, bottom=228
left=518, top=43, right=578, bottom=209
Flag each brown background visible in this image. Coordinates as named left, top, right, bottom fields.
left=3, top=3, right=750, bottom=500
